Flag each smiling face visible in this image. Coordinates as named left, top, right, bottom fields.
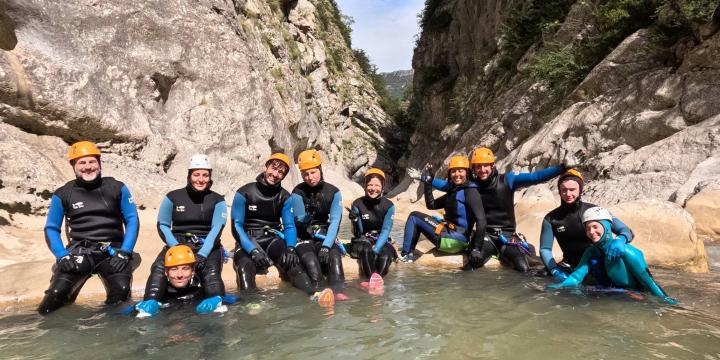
left=264, top=160, right=288, bottom=185
left=559, top=179, right=581, bottom=204
left=165, top=264, right=194, bottom=288
left=301, top=167, right=322, bottom=187
left=472, top=163, right=494, bottom=181
left=585, top=221, right=605, bottom=243
left=73, top=155, right=101, bottom=182
left=365, top=176, right=383, bottom=199
left=190, top=169, right=211, bottom=191
left=449, top=168, right=467, bottom=185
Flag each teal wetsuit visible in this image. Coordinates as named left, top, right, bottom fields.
left=548, top=220, right=678, bottom=304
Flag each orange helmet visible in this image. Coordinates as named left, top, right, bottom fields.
left=297, top=149, right=322, bottom=171
left=558, top=168, right=584, bottom=188
left=364, top=168, right=386, bottom=184
left=68, top=141, right=101, bottom=162
left=164, top=245, right=196, bottom=267
left=470, top=147, right=495, bottom=164
left=266, top=152, right=291, bottom=169
left=448, top=155, right=470, bottom=170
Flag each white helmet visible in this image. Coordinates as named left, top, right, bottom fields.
left=189, top=154, right=212, bottom=170
left=582, top=206, right=613, bottom=223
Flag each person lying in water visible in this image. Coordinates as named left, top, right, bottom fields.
left=135, top=245, right=235, bottom=317
left=547, top=207, right=679, bottom=304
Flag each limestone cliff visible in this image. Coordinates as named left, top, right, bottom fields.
left=408, top=0, right=720, bottom=242
left=0, top=0, right=397, bottom=219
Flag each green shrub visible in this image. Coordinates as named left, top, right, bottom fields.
left=530, top=46, right=587, bottom=86
left=501, top=0, right=574, bottom=66
left=421, top=64, right=450, bottom=87
left=316, top=0, right=353, bottom=48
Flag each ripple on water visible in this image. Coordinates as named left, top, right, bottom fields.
left=0, top=267, right=719, bottom=359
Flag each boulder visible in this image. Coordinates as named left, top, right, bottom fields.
left=608, top=200, right=708, bottom=273
left=685, top=189, right=720, bottom=243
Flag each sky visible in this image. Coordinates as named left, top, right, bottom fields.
left=335, top=0, right=425, bottom=73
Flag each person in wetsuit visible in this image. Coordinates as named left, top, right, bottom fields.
left=142, top=154, right=228, bottom=313
left=548, top=207, right=679, bottom=304
left=231, top=153, right=315, bottom=294
left=135, top=245, right=211, bottom=317
left=414, top=147, right=582, bottom=272
left=348, top=168, right=396, bottom=278
left=401, top=155, right=488, bottom=269
left=290, top=149, right=345, bottom=291
left=539, top=169, right=634, bottom=282
left=39, top=141, right=140, bottom=314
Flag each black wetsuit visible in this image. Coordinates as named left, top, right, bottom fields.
left=402, top=182, right=487, bottom=266
left=540, top=199, right=634, bottom=277
left=291, top=181, right=344, bottom=290
left=231, top=174, right=314, bottom=294
left=39, top=176, right=140, bottom=314
left=433, top=166, right=565, bottom=272
left=144, top=184, right=227, bottom=301
left=349, top=196, right=396, bottom=278
left=160, top=276, right=205, bottom=307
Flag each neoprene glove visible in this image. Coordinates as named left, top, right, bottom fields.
left=421, top=164, right=434, bottom=184
left=318, top=246, right=331, bottom=265
left=250, top=249, right=271, bottom=269
left=468, top=249, right=484, bottom=268
left=196, top=296, right=223, bottom=314
left=563, top=149, right=586, bottom=168
left=58, top=255, right=79, bottom=273
left=407, top=168, right=421, bottom=180
left=108, top=251, right=131, bottom=273
left=346, top=207, right=358, bottom=221
left=550, top=267, right=569, bottom=282
left=281, top=247, right=299, bottom=268
left=195, top=254, right=208, bottom=272
left=135, top=299, right=161, bottom=317
left=604, top=237, right=626, bottom=262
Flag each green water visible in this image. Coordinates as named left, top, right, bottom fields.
left=2, top=218, right=719, bottom=359
left=1, top=265, right=719, bottom=360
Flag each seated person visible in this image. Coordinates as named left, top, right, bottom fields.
left=548, top=207, right=679, bottom=304
left=348, top=168, right=396, bottom=278
left=400, top=155, right=488, bottom=270
left=135, top=245, right=231, bottom=317
left=539, top=169, right=633, bottom=281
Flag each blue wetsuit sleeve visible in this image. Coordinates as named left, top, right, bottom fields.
left=374, top=205, right=395, bottom=253
left=290, top=193, right=307, bottom=224
left=431, top=178, right=451, bottom=192
left=505, top=165, right=565, bottom=191
left=157, top=196, right=179, bottom=247
left=44, top=195, right=68, bottom=259
left=323, top=191, right=342, bottom=248
left=119, top=185, right=139, bottom=253
left=539, top=218, right=558, bottom=270
left=556, top=247, right=597, bottom=287
left=231, top=193, right=256, bottom=253
left=282, top=198, right=297, bottom=247
left=198, top=201, right=227, bottom=258
left=610, top=214, right=634, bottom=243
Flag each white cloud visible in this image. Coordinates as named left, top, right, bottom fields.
left=336, top=0, right=424, bottom=72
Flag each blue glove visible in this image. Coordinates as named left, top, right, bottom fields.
left=547, top=283, right=566, bottom=290
left=662, top=296, right=680, bottom=305
left=221, top=294, right=239, bottom=305
left=604, top=236, right=626, bottom=262
left=196, top=296, right=223, bottom=314
left=135, top=299, right=161, bottom=317
left=550, top=267, right=569, bottom=282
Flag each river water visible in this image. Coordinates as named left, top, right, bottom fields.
left=1, top=223, right=719, bottom=359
